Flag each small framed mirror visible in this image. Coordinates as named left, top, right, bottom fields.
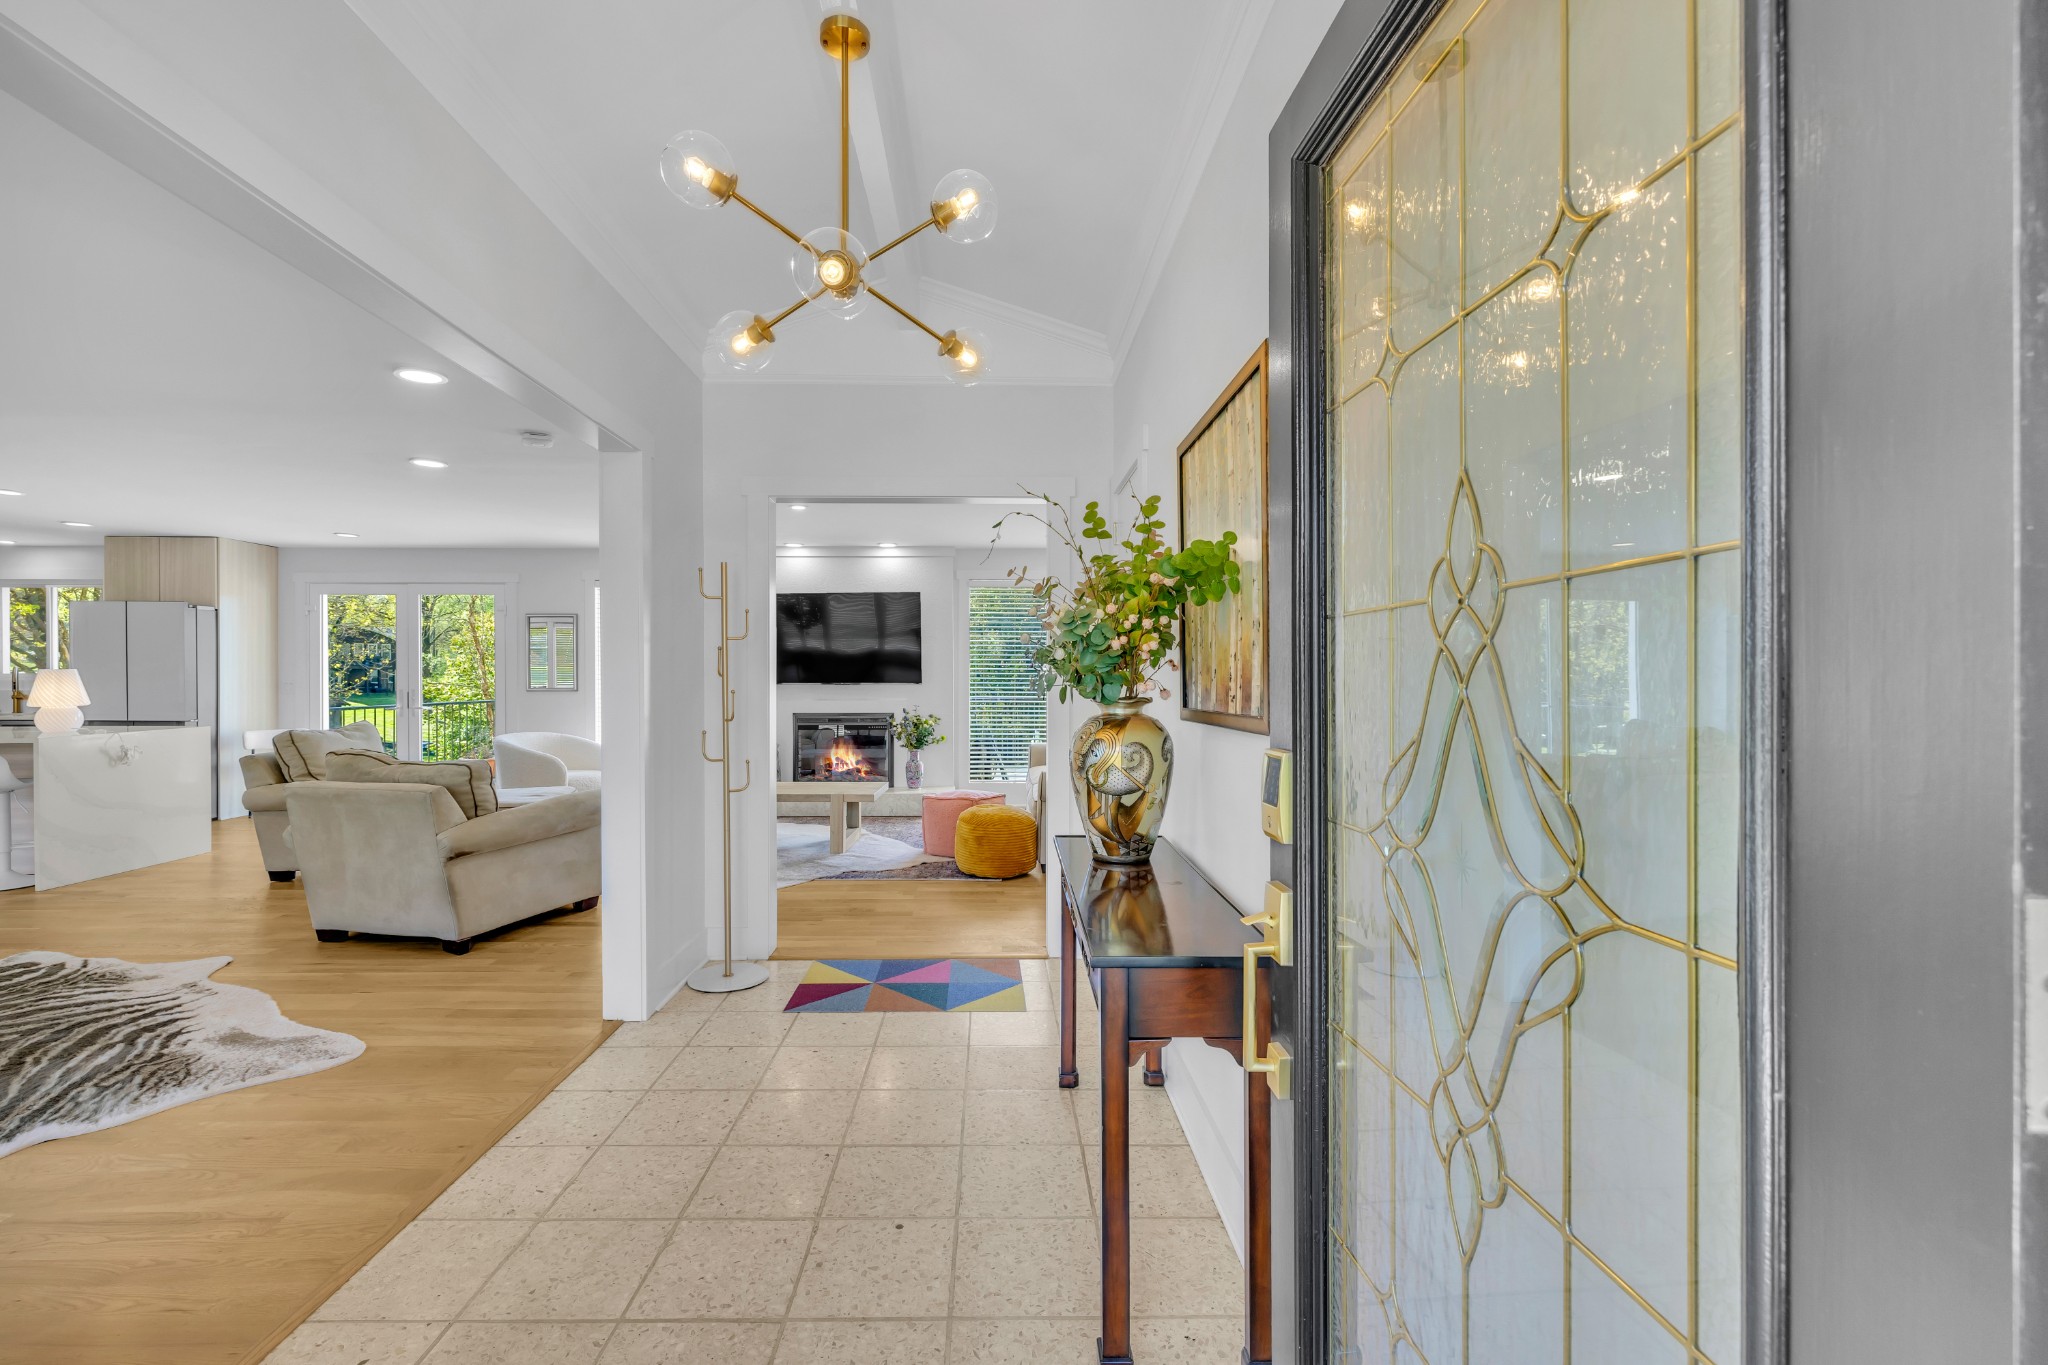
left=527, top=614, right=578, bottom=690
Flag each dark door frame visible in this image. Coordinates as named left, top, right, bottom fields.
left=1263, top=2, right=1789, bottom=1361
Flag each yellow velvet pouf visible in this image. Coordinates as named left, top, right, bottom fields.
left=953, top=802, right=1039, bottom=879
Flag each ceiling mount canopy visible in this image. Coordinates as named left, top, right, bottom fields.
left=661, top=12, right=997, bottom=383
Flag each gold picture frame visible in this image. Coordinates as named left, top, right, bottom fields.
left=1177, top=341, right=1269, bottom=733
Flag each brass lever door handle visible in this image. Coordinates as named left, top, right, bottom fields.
left=1240, top=881, right=1294, bottom=1101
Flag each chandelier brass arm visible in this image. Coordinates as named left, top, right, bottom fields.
left=660, top=13, right=997, bottom=382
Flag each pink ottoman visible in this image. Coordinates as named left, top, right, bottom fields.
left=921, top=789, right=1004, bottom=858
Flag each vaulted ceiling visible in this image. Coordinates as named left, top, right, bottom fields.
left=349, top=0, right=1271, bottom=384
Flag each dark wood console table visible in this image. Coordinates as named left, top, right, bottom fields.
left=1054, top=835, right=1273, bottom=1365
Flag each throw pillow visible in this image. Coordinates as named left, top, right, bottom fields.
left=324, top=750, right=500, bottom=820
left=273, top=722, right=389, bottom=782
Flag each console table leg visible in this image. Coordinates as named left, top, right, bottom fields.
left=1142, top=1044, right=1165, bottom=1087
left=1098, top=966, right=1133, bottom=1365
left=1245, top=1066, right=1273, bottom=1365
left=1059, top=910, right=1079, bottom=1088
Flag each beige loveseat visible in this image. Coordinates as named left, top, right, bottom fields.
left=283, top=780, right=600, bottom=954
left=239, top=722, right=387, bottom=880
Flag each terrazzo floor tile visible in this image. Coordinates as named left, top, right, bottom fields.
left=421, top=1322, right=613, bottom=1364
left=822, top=1145, right=960, bottom=1218
left=957, top=1145, right=1091, bottom=1218
left=1083, top=1143, right=1220, bottom=1218
left=844, top=1089, right=965, bottom=1145
left=1074, top=1086, right=1188, bottom=1144
left=608, top=1089, right=751, bottom=1145
left=785, top=1011, right=887, bottom=1045
left=728, top=1089, right=860, bottom=1145
left=967, top=1012, right=1060, bottom=1046
left=692, top=1012, right=798, bottom=1047
left=758, top=1045, right=874, bottom=1090
left=945, top=1319, right=1097, bottom=1364
left=598, top=1321, right=781, bottom=1364
left=950, top=1219, right=1099, bottom=1318
left=772, top=1319, right=947, bottom=1364
left=1130, top=1218, right=1247, bottom=1317
left=962, top=1090, right=1077, bottom=1145
left=603, top=1013, right=708, bottom=1047
left=1132, top=1317, right=1245, bottom=1364
left=876, top=1013, right=973, bottom=1046
left=462, top=1219, right=671, bottom=1320
left=653, top=1045, right=778, bottom=1090
left=311, top=1221, right=533, bottom=1322
left=688, top=1145, right=840, bottom=1219
left=788, top=1218, right=956, bottom=1319
left=500, top=1091, right=638, bottom=1147
left=266, top=1321, right=449, bottom=1365
left=864, top=1045, right=969, bottom=1090
left=627, top=1220, right=814, bottom=1319
left=964, top=1045, right=1064, bottom=1091
left=559, top=1047, right=683, bottom=1090
left=422, top=1146, right=595, bottom=1220
left=546, top=1145, right=715, bottom=1219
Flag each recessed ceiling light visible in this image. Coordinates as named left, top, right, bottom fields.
left=877, top=542, right=897, bottom=548
left=393, top=367, right=449, bottom=385
left=789, top=504, right=807, bottom=511
left=784, top=542, right=803, bottom=549
left=60, top=521, right=91, bottom=528
left=409, top=457, right=449, bottom=469
left=334, top=532, right=359, bottom=539
left=0, top=489, right=21, bottom=497
left=0, top=540, right=14, bottom=546
left=519, top=430, right=555, bottom=448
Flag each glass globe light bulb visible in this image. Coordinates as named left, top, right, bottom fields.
left=938, top=330, right=986, bottom=387
left=707, top=309, right=774, bottom=373
left=660, top=130, right=738, bottom=208
left=930, top=169, right=997, bottom=244
left=789, top=227, right=878, bottom=320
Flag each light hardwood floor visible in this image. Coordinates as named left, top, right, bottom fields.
left=772, top=874, right=1048, bottom=961
left=0, top=821, right=608, bottom=1365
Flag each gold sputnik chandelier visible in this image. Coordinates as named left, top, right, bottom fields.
left=661, top=13, right=995, bottom=383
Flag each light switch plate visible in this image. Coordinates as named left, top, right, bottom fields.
left=2028, top=895, right=2048, bottom=1136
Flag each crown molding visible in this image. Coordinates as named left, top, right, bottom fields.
left=1103, top=0, right=1278, bottom=375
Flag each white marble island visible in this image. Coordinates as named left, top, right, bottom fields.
left=0, top=725, right=213, bottom=891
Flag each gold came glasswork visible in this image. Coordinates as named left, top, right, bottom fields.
left=1322, top=0, right=1746, bottom=1361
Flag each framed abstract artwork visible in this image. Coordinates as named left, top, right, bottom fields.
left=1177, top=342, right=1269, bottom=733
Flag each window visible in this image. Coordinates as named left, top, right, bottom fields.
left=5, top=584, right=101, bottom=675
left=527, top=614, right=578, bottom=690
left=967, top=584, right=1047, bottom=782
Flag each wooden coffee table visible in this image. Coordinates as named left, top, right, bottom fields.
left=776, top=780, right=887, bottom=853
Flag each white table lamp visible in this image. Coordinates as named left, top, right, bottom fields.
left=28, top=669, right=89, bottom=734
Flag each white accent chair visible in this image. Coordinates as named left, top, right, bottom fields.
left=495, top=732, right=601, bottom=794
left=0, top=763, right=31, bottom=891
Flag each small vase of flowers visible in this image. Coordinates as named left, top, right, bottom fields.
left=891, top=706, right=946, bottom=789
left=1000, top=493, right=1242, bottom=863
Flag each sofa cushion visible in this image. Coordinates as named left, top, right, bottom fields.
left=438, top=788, right=600, bottom=860
left=326, top=750, right=499, bottom=819
left=273, top=722, right=388, bottom=781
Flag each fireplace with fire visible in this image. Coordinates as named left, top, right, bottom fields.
left=791, top=713, right=895, bottom=784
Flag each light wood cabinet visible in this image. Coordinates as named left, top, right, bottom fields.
left=103, top=536, right=161, bottom=601
left=157, top=538, right=220, bottom=606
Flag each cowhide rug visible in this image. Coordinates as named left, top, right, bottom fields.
left=0, top=951, right=365, bottom=1158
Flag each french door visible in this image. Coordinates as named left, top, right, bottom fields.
left=319, top=586, right=500, bottom=761
left=1294, top=0, right=1749, bottom=1360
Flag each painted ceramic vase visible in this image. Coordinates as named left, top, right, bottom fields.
left=1071, top=698, right=1173, bottom=864
left=904, top=751, right=924, bottom=790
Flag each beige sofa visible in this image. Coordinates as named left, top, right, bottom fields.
left=239, top=721, right=387, bottom=880
left=283, top=781, right=600, bottom=954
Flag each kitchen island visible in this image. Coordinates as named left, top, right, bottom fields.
left=0, top=724, right=213, bottom=891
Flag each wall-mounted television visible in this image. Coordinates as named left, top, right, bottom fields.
left=775, top=592, right=922, bottom=684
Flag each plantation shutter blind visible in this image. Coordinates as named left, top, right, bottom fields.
left=967, top=584, right=1047, bottom=782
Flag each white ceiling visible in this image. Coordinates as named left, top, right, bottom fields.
left=774, top=499, right=1047, bottom=551
left=349, top=0, right=1272, bottom=384
left=0, top=88, right=598, bottom=551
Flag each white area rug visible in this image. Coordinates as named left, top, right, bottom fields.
left=0, top=951, right=366, bottom=1158
left=776, top=820, right=930, bottom=887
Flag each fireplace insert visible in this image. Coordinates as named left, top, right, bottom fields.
left=791, top=712, right=895, bottom=784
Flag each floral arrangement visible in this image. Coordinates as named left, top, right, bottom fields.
left=999, top=492, right=1242, bottom=705
left=892, top=706, right=947, bottom=750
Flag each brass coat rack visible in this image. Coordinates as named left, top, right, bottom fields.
left=687, top=562, right=768, bottom=993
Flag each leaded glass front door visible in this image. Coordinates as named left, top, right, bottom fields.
left=1323, top=0, right=1744, bottom=1360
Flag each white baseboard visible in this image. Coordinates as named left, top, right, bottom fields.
left=1163, top=1038, right=1248, bottom=1262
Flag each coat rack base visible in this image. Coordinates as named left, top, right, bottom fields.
left=685, top=961, right=772, bottom=994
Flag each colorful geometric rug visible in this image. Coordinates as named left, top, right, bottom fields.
left=783, top=959, right=1025, bottom=1013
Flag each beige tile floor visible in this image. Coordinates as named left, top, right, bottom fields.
left=267, top=959, right=1245, bottom=1365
